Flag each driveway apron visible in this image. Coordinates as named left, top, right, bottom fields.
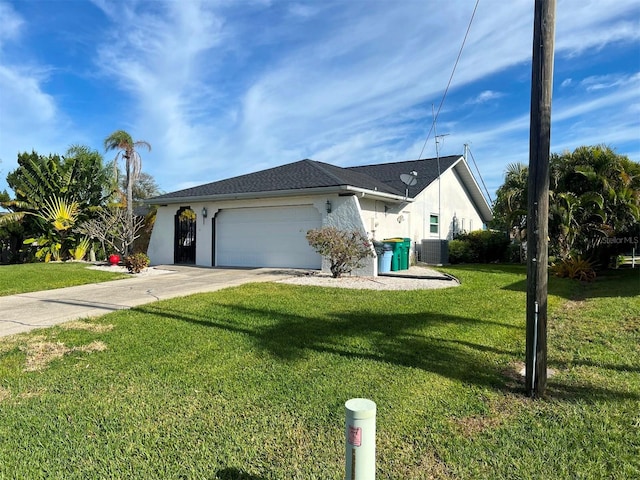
left=0, top=266, right=288, bottom=338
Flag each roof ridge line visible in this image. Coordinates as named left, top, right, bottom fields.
left=305, top=159, right=350, bottom=185
left=348, top=154, right=463, bottom=170
left=307, top=160, right=405, bottom=195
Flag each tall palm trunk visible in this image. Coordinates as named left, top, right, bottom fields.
left=125, top=151, right=134, bottom=255
left=103, top=130, right=151, bottom=256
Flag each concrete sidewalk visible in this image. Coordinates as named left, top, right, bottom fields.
left=0, top=265, right=290, bottom=338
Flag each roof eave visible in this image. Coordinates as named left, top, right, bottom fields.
left=451, top=158, right=493, bottom=222
left=145, top=185, right=410, bottom=206
left=341, top=185, right=411, bottom=202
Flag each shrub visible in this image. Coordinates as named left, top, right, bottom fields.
left=611, top=254, right=626, bottom=269
left=123, top=252, right=150, bottom=274
left=505, top=242, right=524, bottom=263
left=306, top=227, right=373, bottom=278
left=551, top=256, right=596, bottom=282
left=448, top=239, right=476, bottom=264
left=448, top=231, right=510, bottom=263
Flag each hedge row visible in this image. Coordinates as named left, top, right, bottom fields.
left=448, top=231, right=512, bottom=264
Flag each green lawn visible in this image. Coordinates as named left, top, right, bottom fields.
left=0, top=262, right=127, bottom=296
left=0, top=265, right=638, bottom=479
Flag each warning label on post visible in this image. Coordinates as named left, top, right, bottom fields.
left=348, top=425, right=362, bottom=447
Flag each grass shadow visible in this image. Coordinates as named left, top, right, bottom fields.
left=503, top=268, right=639, bottom=299
left=546, top=381, right=640, bottom=402
left=135, top=302, right=527, bottom=392
left=215, top=467, right=266, bottom=480
left=135, top=297, right=639, bottom=403
left=442, top=264, right=526, bottom=275
left=551, top=358, right=640, bottom=374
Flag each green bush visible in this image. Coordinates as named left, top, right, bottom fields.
left=448, top=239, right=476, bottom=264
left=306, top=227, right=373, bottom=278
left=448, top=231, right=510, bottom=264
left=505, top=242, right=524, bottom=263
left=123, top=252, right=150, bottom=274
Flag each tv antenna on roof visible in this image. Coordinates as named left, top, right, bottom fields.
left=400, top=170, right=418, bottom=198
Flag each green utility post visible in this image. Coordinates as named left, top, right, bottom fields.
left=345, top=398, right=376, bottom=480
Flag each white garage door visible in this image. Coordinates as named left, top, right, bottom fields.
left=216, top=205, right=322, bottom=268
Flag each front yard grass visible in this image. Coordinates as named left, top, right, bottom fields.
left=0, top=265, right=638, bottom=479
left=0, top=262, right=127, bottom=296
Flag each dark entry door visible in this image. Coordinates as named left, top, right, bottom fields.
left=174, top=207, right=196, bottom=264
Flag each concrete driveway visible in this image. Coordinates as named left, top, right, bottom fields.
left=0, top=266, right=290, bottom=338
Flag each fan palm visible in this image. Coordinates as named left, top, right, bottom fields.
left=1, top=195, right=82, bottom=261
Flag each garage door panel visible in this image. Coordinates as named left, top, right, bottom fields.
left=216, top=206, right=322, bottom=268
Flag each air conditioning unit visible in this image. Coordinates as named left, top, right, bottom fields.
left=420, top=239, right=449, bottom=265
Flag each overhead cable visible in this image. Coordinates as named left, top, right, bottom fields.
left=416, top=0, right=481, bottom=160
left=467, top=145, right=493, bottom=204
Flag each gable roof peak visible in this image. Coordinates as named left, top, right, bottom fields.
left=347, top=155, right=463, bottom=198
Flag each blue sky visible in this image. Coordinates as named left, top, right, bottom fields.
left=0, top=0, right=638, bottom=202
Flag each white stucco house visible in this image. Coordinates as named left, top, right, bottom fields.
left=145, top=155, right=492, bottom=275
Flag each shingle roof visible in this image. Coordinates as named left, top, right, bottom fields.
left=150, top=156, right=462, bottom=201
left=347, top=155, right=461, bottom=199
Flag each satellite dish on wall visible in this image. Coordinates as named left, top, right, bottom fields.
left=400, top=171, right=418, bottom=186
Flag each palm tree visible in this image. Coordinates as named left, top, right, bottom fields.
left=490, top=163, right=529, bottom=262
left=104, top=130, right=151, bottom=255
left=550, top=191, right=606, bottom=258
left=1, top=195, right=81, bottom=261
left=492, top=163, right=528, bottom=259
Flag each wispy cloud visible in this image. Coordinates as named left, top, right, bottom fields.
left=453, top=66, right=640, bottom=194
left=141, top=0, right=638, bottom=191
left=0, top=0, right=638, bottom=198
left=465, top=90, right=505, bottom=105
left=287, top=3, right=321, bottom=19
left=579, top=72, right=640, bottom=92
left=556, top=0, right=640, bottom=55
left=0, top=1, right=22, bottom=47
left=92, top=0, right=229, bottom=179
left=0, top=1, right=70, bottom=171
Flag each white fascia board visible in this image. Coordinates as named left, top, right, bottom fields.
left=145, top=185, right=409, bottom=206
left=450, top=158, right=493, bottom=221
left=340, top=185, right=411, bottom=202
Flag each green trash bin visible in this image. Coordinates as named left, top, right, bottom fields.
left=397, top=241, right=407, bottom=271
left=402, top=238, right=411, bottom=270
left=391, top=238, right=410, bottom=270
left=383, top=238, right=403, bottom=271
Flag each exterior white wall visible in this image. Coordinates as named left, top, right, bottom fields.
left=412, top=167, right=486, bottom=241
left=324, top=194, right=377, bottom=276
left=359, top=198, right=412, bottom=242
left=147, top=168, right=485, bottom=271
left=148, top=195, right=332, bottom=268
left=358, top=167, right=486, bottom=263
left=146, top=204, right=180, bottom=265
left=197, top=208, right=213, bottom=267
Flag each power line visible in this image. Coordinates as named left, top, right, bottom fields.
left=416, top=0, right=481, bottom=160
left=466, top=144, right=493, bottom=204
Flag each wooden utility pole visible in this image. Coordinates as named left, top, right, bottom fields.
left=526, top=0, right=556, bottom=398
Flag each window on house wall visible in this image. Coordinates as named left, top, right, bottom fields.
left=470, top=219, right=473, bottom=232
left=430, top=214, right=439, bottom=234
left=461, top=218, right=465, bottom=232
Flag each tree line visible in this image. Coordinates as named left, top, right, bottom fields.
left=0, top=131, right=160, bottom=264
left=491, top=145, right=639, bottom=269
